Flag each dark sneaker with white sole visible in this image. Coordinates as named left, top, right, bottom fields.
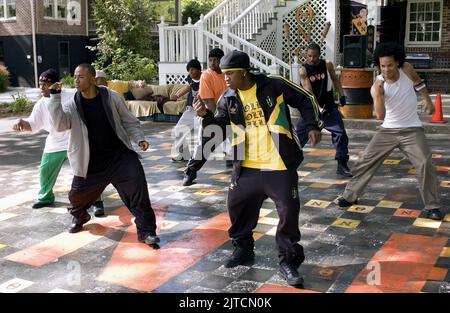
left=138, top=233, right=161, bottom=245
left=224, top=247, right=255, bottom=268
left=335, top=196, right=357, bottom=209
left=424, top=208, right=444, bottom=220
left=279, top=261, right=304, bottom=286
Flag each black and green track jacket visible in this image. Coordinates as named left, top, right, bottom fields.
left=201, top=73, right=324, bottom=185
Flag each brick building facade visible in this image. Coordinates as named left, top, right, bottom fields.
left=0, top=0, right=90, bottom=86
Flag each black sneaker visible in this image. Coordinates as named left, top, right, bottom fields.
left=279, top=261, right=304, bottom=286
left=335, top=196, right=357, bottom=209
left=93, top=201, right=105, bottom=217
left=137, top=233, right=161, bottom=245
left=32, top=202, right=54, bottom=209
left=336, top=159, right=353, bottom=177
left=425, top=208, right=444, bottom=220
left=224, top=247, right=255, bottom=268
left=182, top=169, right=197, bottom=186
left=68, top=213, right=91, bottom=233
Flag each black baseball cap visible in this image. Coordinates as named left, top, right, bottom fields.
left=39, top=69, right=59, bottom=84
left=220, top=50, right=252, bottom=73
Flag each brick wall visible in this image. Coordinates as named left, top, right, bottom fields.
left=0, top=0, right=87, bottom=37
left=0, top=0, right=32, bottom=36
left=406, top=0, right=450, bottom=66
left=37, top=0, right=87, bottom=36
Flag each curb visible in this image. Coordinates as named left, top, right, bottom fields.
left=343, top=118, right=450, bottom=134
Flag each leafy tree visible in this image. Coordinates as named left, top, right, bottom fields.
left=181, top=0, right=220, bottom=25
left=90, top=0, right=157, bottom=81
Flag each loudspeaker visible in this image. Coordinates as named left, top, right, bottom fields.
left=343, top=35, right=367, bottom=68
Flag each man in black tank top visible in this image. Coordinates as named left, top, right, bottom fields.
left=296, top=42, right=352, bottom=177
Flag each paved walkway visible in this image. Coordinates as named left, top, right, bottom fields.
left=0, top=120, right=448, bottom=294
left=0, top=88, right=41, bottom=104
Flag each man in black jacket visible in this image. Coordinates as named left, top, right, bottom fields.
left=194, top=50, right=323, bottom=286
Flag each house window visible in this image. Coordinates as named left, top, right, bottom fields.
left=406, top=0, right=443, bottom=47
left=57, top=0, right=66, bottom=19
left=44, top=0, right=67, bottom=19
left=0, top=0, right=16, bottom=19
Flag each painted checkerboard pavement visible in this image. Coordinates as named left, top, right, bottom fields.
left=0, top=122, right=449, bottom=293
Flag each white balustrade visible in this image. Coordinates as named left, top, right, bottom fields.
left=159, top=0, right=296, bottom=83
left=230, top=0, right=275, bottom=41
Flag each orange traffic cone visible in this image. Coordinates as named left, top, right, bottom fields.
left=430, top=93, right=447, bottom=123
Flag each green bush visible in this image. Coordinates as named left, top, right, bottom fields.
left=10, top=93, right=31, bottom=113
left=182, top=0, right=220, bottom=24
left=95, top=49, right=157, bottom=82
left=61, top=75, right=75, bottom=88
left=0, top=64, right=10, bottom=92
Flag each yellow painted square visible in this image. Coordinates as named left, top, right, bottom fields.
left=0, top=244, right=6, bottom=250
left=259, top=208, right=273, bottom=217
left=408, top=168, right=417, bottom=174
left=441, top=181, right=450, bottom=188
left=347, top=205, right=375, bottom=214
left=432, top=154, right=443, bottom=158
left=440, top=247, right=450, bottom=258
left=253, top=232, right=264, bottom=241
left=147, top=156, right=164, bottom=161
left=331, top=218, right=361, bottom=229
left=150, top=165, right=169, bottom=171
left=444, top=214, right=450, bottom=222
left=383, top=159, right=401, bottom=165
left=265, top=226, right=277, bottom=236
left=309, top=182, right=332, bottom=189
left=297, top=171, right=311, bottom=177
left=194, top=189, right=220, bottom=196
left=305, top=199, right=331, bottom=209
left=210, top=174, right=230, bottom=180
left=377, top=200, right=402, bottom=208
left=303, top=163, right=323, bottom=168
left=259, top=217, right=279, bottom=226
left=413, top=218, right=442, bottom=229
left=108, top=192, right=122, bottom=199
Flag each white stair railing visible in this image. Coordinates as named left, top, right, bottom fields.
left=158, top=0, right=301, bottom=83
left=230, top=0, right=276, bottom=40
left=198, top=0, right=254, bottom=36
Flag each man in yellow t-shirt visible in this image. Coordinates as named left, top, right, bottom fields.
left=194, top=50, right=323, bottom=287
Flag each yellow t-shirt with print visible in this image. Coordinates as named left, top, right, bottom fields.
left=238, top=84, right=286, bottom=170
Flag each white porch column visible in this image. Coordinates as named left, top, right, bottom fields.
left=291, top=56, right=301, bottom=85
left=158, top=16, right=166, bottom=63
left=222, top=16, right=230, bottom=53
left=325, top=0, right=337, bottom=64
left=269, top=58, right=279, bottom=74
left=197, top=14, right=206, bottom=65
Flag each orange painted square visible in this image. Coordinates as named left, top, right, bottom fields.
left=393, top=208, right=421, bottom=218
left=427, top=267, right=448, bottom=281
left=436, top=165, right=450, bottom=172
